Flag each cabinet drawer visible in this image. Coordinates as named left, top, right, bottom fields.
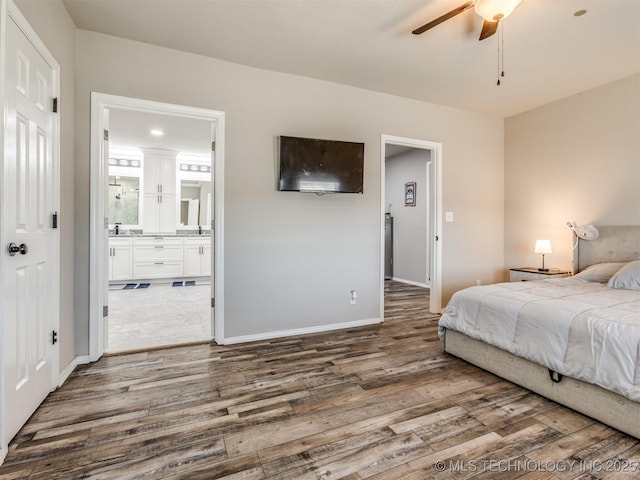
left=133, top=262, right=183, bottom=279
left=109, top=237, right=133, bottom=246
left=134, top=245, right=183, bottom=262
left=183, top=236, right=211, bottom=247
left=134, top=236, right=183, bottom=247
left=509, top=270, right=571, bottom=281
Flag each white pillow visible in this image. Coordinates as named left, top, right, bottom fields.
left=607, top=260, right=640, bottom=290
left=575, top=262, right=626, bottom=283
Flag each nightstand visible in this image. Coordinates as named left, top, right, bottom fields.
left=509, top=267, right=571, bottom=282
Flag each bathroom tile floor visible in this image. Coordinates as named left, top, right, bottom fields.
left=107, top=281, right=212, bottom=353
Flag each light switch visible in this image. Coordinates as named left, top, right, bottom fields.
left=445, top=211, right=454, bottom=222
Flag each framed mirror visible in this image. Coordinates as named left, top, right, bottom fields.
left=180, top=180, right=211, bottom=226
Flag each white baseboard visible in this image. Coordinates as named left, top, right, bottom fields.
left=221, top=317, right=381, bottom=345
left=391, top=277, right=430, bottom=288
left=58, top=355, right=91, bottom=387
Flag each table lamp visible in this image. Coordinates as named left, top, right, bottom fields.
left=534, top=239, right=552, bottom=272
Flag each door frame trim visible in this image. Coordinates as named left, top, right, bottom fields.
left=380, top=135, right=442, bottom=316
left=89, top=93, right=225, bottom=361
left=0, top=0, right=61, bottom=460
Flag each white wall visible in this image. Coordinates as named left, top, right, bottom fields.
left=505, top=74, right=640, bottom=275
left=385, top=149, right=430, bottom=286
left=14, top=0, right=77, bottom=371
left=70, top=30, right=504, bottom=344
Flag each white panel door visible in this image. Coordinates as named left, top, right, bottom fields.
left=2, top=16, right=57, bottom=444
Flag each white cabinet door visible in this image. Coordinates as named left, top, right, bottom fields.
left=108, top=238, right=133, bottom=281
left=142, top=151, right=177, bottom=232
left=183, top=238, right=211, bottom=276
left=143, top=152, right=176, bottom=195
left=159, top=156, right=176, bottom=195
left=142, top=193, right=176, bottom=234
left=110, top=245, right=133, bottom=281
left=143, top=154, right=161, bottom=194
left=183, top=244, right=203, bottom=276
left=158, top=194, right=176, bottom=232
left=202, top=244, right=212, bottom=276
left=142, top=194, right=160, bottom=232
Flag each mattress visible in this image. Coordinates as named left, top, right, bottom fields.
left=438, top=277, right=640, bottom=402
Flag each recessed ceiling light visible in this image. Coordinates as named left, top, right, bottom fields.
left=574, top=9, right=587, bottom=17
left=150, top=129, right=164, bottom=137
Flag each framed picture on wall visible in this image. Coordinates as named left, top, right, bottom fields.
left=404, top=182, right=416, bottom=206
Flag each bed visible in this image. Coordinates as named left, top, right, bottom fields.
left=438, top=226, right=640, bottom=438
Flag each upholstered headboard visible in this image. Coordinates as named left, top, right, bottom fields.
left=573, top=226, right=640, bottom=273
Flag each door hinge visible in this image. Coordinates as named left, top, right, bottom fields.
left=211, top=141, right=216, bottom=152
left=52, top=97, right=58, bottom=113
left=210, top=220, right=214, bottom=230
left=103, top=305, right=109, bottom=317
left=104, top=129, right=109, bottom=141
left=52, top=330, right=58, bottom=345
left=52, top=211, right=58, bottom=229
left=211, top=298, right=215, bottom=308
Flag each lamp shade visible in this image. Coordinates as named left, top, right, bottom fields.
left=534, top=239, right=552, bottom=255
left=474, top=0, right=522, bottom=21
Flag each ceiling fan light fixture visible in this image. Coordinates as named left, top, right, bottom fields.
left=474, top=0, right=522, bottom=22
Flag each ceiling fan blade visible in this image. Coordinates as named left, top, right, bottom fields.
left=412, top=1, right=475, bottom=35
left=479, top=20, right=499, bottom=40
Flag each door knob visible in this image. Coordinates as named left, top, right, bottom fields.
left=7, top=242, right=27, bottom=256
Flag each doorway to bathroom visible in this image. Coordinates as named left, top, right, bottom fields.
left=106, top=108, right=213, bottom=351
left=89, top=93, right=225, bottom=359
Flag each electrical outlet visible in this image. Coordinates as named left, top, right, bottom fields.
left=445, top=211, right=454, bottom=222
left=350, top=290, right=357, bottom=305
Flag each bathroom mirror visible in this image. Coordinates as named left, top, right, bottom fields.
left=108, top=175, right=140, bottom=225
left=180, top=180, right=211, bottom=226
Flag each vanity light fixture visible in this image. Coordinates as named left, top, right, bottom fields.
left=108, top=158, right=140, bottom=168
left=180, top=163, right=211, bottom=173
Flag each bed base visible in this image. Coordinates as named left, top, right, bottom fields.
left=444, top=329, right=640, bottom=439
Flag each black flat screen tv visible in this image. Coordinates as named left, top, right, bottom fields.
left=278, top=136, right=364, bottom=193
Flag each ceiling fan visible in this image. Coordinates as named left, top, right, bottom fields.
left=412, top=0, right=523, bottom=41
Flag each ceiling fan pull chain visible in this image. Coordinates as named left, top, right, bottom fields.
left=496, top=23, right=501, bottom=85
left=497, top=22, right=505, bottom=86
left=501, top=21, right=505, bottom=79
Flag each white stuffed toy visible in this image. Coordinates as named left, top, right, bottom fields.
left=566, top=221, right=599, bottom=240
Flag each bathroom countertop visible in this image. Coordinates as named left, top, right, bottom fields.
left=109, top=230, right=211, bottom=237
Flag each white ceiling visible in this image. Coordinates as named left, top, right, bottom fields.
left=109, top=108, right=213, bottom=157
left=62, top=0, right=640, bottom=118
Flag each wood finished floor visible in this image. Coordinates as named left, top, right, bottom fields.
left=2, top=282, right=639, bottom=479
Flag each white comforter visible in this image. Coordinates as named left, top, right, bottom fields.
left=438, top=277, right=640, bottom=402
